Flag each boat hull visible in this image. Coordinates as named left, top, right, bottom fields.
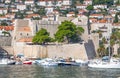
left=88, top=63, right=120, bottom=68
left=23, top=61, right=32, bottom=65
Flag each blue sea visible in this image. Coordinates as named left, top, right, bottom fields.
left=0, top=65, right=120, bottom=78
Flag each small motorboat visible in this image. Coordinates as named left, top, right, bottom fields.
left=0, top=58, right=16, bottom=65
left=7, top=61, right=16, bottom=65
left=23, top=60, right=32, bottom=65
left=35, top=58, right=58, bottom=66
left=15, top=61, right=23, bottom=65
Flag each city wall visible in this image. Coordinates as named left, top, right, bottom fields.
left=2, top=43, right=88, bottom=60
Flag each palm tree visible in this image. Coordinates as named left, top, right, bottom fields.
left=97, top=44, right=106, bottom=57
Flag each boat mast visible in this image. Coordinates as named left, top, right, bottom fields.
left=108, top=34, right=111, bottom=59
left=108, top=23, right=111, bottom=59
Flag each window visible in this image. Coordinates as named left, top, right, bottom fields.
left=27, top=33, right=29, bottom=36
left=20, top=33, right=22, bottom=35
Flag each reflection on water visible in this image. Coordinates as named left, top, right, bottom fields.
left=0, top=65, right=120, bottom=78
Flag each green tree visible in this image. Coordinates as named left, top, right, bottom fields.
left=79, top=0, right=84, bottom=4
left=86, top=5, right=94, bottom=11
left=32, top=28, right=52, bottom=45
left=113, top=13, right=119, bottom=23
left=15, top=10, right=25, bottom=19
left=93, top=0, right=113, bottom=6
left=93, top=0, right=99, bottom=4
left=97, top=44, right=106, bottom=57
left=115, top=0, right=120, bottom=4
left=102, top=37, right=107, bottom=44
left=55, top=20, right=84, bottom=43
left=37, top=7, right=46, bottom=16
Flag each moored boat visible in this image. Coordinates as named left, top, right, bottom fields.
left=88, top=58, right=120, bottom=68
left=23, top=60, right=32, bottom=65
left=35, top=58, right=58, bottom=66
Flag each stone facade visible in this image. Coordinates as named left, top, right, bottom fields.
left=3, top=43, right=89, bottom=60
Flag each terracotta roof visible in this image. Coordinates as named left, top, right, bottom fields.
left=90, top=14, right=103, bottom=16
left=17, top=37, right=33, bottom=42
left=0, top=26, right=14, bottom=31
left=26, top=14, right=40, bottom=18
left=0, top=16, right=7, bottom=18
left=98, top=19, right=107, bottom=23
left=68, top=12, right=75, bottom=14
left=18, top=26, right=31, bottom=32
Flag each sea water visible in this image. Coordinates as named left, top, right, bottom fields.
left=0, top=65, right=120, bottom=78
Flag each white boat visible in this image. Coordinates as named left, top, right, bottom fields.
left=75, top=59, right=88, bottom=66
left=0, top=58, right=16, bottom=65
left=35, top=58, right=58, bottom=66
left=88, top=58, right=120, bottom=68
left=0, top=58, right=8, bottom=64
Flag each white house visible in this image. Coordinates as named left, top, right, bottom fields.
left=5, top=13, right=15, bottom=20
left=76, top=4, right=87, bottom=9
left=72, top=14, right=88, bottom=26
left=94, top=5, right=107, bottom=9
left=5, top=0, right=11, bottom=3
left=17, top=4, right=26, bottom=10
left=26, top=11, right=33, bottom=14
left=66, top=12, right=75, bottom=17
left=91, top=22, right=112, bottom=38
left=89, top=14, right=104, bottom=19
left=0, top=16, right=8, bottom=20
left=46, top=0, right=53, bottom=6
left=0, top=8, right=8, bottom=14
left=62, top=0, right=72, bottom=6
left=56, top=0, right=63, bottom=6
left=45, top=6, right=54, bottom=14
left=10, top=8, right=18, bottom=13
left=83, top=0, right=92, bottom=5
left=42, top=16, right=48, bottom=21
left=89, top=18, right=98, bottom=23
left=47, top=13, right=55, bottom=21
left=78, top=9, right=87, bottom=14
left=25, top=0, right=34, bottom=5
left=112, top=23, right=120, bottom=29
left=37, top=0, right=46, bottom=6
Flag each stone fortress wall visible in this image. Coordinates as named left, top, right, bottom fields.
left=2, top=43, right=88, bottom=60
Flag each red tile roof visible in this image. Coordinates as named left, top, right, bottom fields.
left=0, top=26, right=14, bottom=31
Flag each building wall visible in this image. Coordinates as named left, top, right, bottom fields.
left=3, top=43, right=88, bottom=60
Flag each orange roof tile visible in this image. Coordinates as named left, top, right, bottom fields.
left=26, top=14, right=40, bottom=18
left=0, top=26, right=14, bottom=31
left=68, top=12, right=75, bottom=14
left=90, top=14, right=103, bottom=16
left=99, top=19, right=107, bottom=23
